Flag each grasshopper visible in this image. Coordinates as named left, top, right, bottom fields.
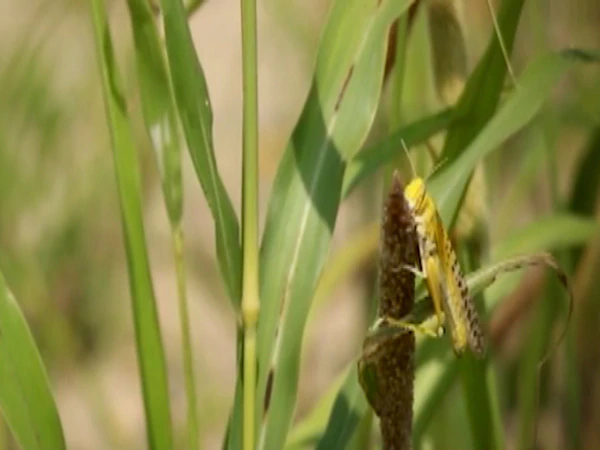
left=402, top=175, right=486, bottom=357
left=385, top=143, right=486, bottom=357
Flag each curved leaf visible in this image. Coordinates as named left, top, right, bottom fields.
left=440, top=0, right=524, bottom=161
left=124, top=2, right=199, bottom=448
left=0, top=273, right=65, bottom=450
left=342, top=108, right=452, bottom=198
left=255, top=2, right=415, bottom=449
left=314, top=367, right=368, bottom=450
left=126, top=0, right=183, bottom=225
left=429, top=51, right=574, bottom=228
left=492, top=214, right=598, bottom=261
left=160, top=0, right=242, bottom=305
left=285, top=371, right=347, bottom=450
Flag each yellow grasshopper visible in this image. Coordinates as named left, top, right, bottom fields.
left=403, top=175, right=486, bottom=357
left=388, top=143, right=486, bottom=357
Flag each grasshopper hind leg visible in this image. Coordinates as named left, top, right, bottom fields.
left=375, top=315, right=445, bottom=339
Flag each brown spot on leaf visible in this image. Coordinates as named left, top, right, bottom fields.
left=263, top=369, right=274, bottom=415
left=334, top=66, right=354, bottom=112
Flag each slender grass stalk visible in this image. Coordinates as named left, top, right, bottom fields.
left=90, top=0, right=174, bottom=446
left=240, top=0, right=260, bottom=449
left=485, top=0, right=517, bottom=86
left=173, top=224, right=200, bottom=450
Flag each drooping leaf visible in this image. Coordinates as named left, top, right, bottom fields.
left=429, top=51, right=576, bottom=228
left=314, top=367, right=369, bottom=450
left=492, top=214, right=598, bottom=261
left=440, top=0, right=524, bottom=162
left=160, top=0, right=242, bottom=306
left=0, top=272, right=66, bottom=450
left=342, top=108, right=452, bottom=198
left=126, top=0, right=183, bottom=225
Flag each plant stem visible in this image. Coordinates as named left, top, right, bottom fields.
left=173, top=224, right=200, bottom=450
left=240, top=0, right=260, bottom=449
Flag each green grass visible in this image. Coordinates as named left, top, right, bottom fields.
left=1, top=0, right=600, bottom=449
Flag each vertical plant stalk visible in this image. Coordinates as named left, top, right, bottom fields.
left=123, top=0, right=199, bottom=444
left=90, top=1, right=174, bottom=447
left=240, top=0, right=260, bottom=449
left=173, top=225, right=200, bottom=450
left=358, top=173, right=419, bottom=449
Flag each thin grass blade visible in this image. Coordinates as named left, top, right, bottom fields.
left=160, top=0, right=242, bottom=306
left=126, top=0, right=183, bottom=225
left=124, top=3, right=200, bottom=449
left=90, top=2, right=174, bottom=447
left=429, top=51, right=579, bottom=227
left=440, top=0, right=524, bottom=161
left=314, top=368, right=368, bottom=450
left=569, top=127, right=600, bottom=263
left=492, top=214, right=598, bottom=261
left=0, top=272, right=66, bottom=450
left=284, top=371, right=347, bottom=450
left=342, top=108, right=452, bottom=198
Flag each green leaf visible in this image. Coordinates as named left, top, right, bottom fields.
left=569, top=128, right=600, bottom=216
left=342, top=108, right=453, bottom=198
left=492, top=214, right=599, bottom=261
left=427, top=0, right=468, bottom=106
left=126, top=0, right=183, bottom=225
left=160, top=0, right=242, bottom=305
left=440, top=0, right=524, bottom=161
left=399, top=2, right=439, bottom=121
left=485, top=215, right=597, bottom=311
left=568, top=127, right=600, bottom=263
left=413, top=349, right=458, bottom=443
left=285, top=371, right=347, bottom=450
left=255, top=1, right=415, bottom=449
left=124, top=2, right=199, bottom=449
left=429, top=51, right=573, bottom=227
left=314, top=366, right=368, bottom=450
left=0, top=272, right=66, bottom=450
left=90, top=2, right=174, bottom=448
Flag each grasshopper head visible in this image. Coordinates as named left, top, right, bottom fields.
left=404, top=177, right=427, bottom=214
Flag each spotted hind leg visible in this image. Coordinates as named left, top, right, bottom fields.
left=373, top=315, right=444, bottom=338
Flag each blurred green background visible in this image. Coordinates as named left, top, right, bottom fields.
left=1, top=0, right=599, bottom=449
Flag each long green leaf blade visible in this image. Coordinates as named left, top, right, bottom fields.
left=126, top=0, right=183, bottom=225
left=124, top=1, right=199, bottom=448
left=440, top=0, right=524, bottom=161
left=341, top=108, right=453, bottom=198
left=493, top=214, right=599, bottom=260
left=314, top=367, right=368, bottom=450
left=255, top=1, right=414, bottom=449
left=160, top=0, right=242, bottom=306
left=0, top=272, right=66, bottom=450
left=429, top=51, right=573, bottom=226
left=90, top=2, right=174, bottom=447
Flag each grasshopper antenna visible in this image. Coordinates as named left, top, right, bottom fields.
left=400, top=138, right=417, bottom=180
left=485, top=0, right=517, bottom=87
left=401, top=139, right=428, bottom=208
left=425, top=156, right=448, bottom=185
